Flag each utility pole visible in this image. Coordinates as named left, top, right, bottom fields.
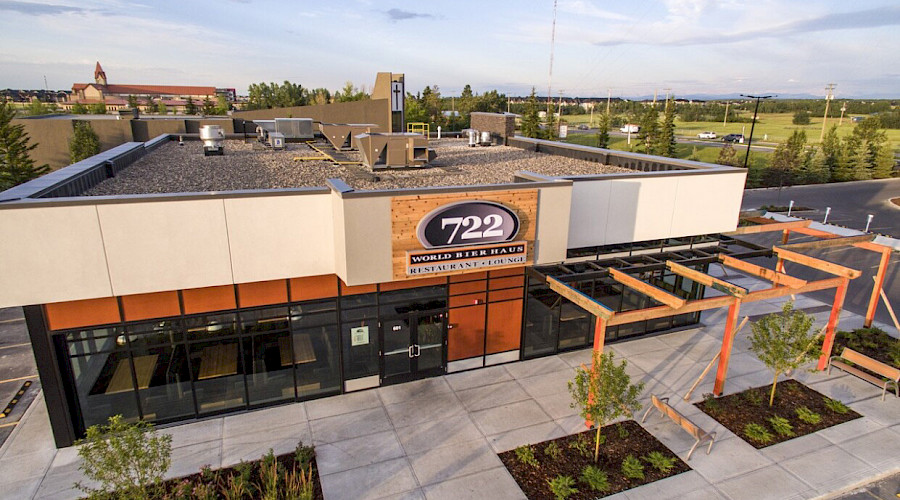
left=740, top=94, right=774, bottom=169
left=557, top=90, right=564, bottom=118
left=606, top=88, right=611, bottom=115
left=653, top=89, right=658, bottom=107
left=589, top=103, right=594, bottom=127
left=723, top=101, right=730, bottom=127
left=546, top=0, right=558, bottom=116
left=839, top=101, right=847, bottom=126
left=820, top=83, right=835, bottom=141
left=663, top=88, right=672, bottom=111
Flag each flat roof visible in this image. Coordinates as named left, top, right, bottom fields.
left=83, top=138, right=634, bottom=195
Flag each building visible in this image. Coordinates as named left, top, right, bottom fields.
left=0, top=89, right=755, bottom=447
left=65, top=62, right=222, bottom=113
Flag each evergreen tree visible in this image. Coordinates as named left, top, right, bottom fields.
left=544, top=109, right=557, bottom=140
left=654, top=101, right=677, bottom=157
left=201, top=96, right=214, bottom=115
left=127, top=95, right=139, bottom=109
left=69, top=121, right=101, bottom=163
left=820, top=125, right=843, bottom=182
left=637, top=106, right=659, bottom=154
left=767, top=130, right=808, bottom=187
left=215, top=95, right=229, bottom=115
left=184, top=98, right=197, bottom=115
left=157, top=102, right=167, bottom=115
left=89, top=102, right=107, bottom=114
left=144, top=96, right=154, bottom=111
left=596, top=112, right=610, bottom=149
left=843, top=117, right=894, bottom=180
left=716, top=143, right=741, bottom=167
left=27, top=99, right=52, bottom=116
left=520, top=88, right=541, bottom=139
left=0, top=101, right=50, bottom=190
left=404, top=92, right=428, bottom=124
left=71, top=102, right=89, bottom=114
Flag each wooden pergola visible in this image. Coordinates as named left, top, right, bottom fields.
left=544, top=219, right=894, bottom=397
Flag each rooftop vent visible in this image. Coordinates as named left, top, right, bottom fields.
left=199, top=125, right=225, bottom=156
left=319, top=123, right=378, bottom=151
left=356, top=133, right=436, bottom=170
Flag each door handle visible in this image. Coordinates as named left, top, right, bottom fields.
left=415, top=344, right=421, bottom=357
left=408, top=345, right=415, bottom=358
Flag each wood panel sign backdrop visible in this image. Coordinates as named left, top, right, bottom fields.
left=391, top=190, right=538, bottom=280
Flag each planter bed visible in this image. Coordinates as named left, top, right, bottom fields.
left=498, top=419, right=689, bottom=499
left=832, top=327, right=900, bottom=370
left=695, top=379, right=861, bottom=449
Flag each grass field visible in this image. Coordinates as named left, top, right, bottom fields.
left=562, top=112, right=900, bottom=153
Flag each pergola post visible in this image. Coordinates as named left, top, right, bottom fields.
left=864, top=247, right=891, bottom=328
left=818, top=277, right=849, bottom=370
left=775, top=229, right=791, bottom=273
left=713, top=299, right=742, bottom=396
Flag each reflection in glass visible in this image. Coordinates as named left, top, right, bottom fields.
left=189, top=339, right=245, bottom=414
left=523, top=279, right=559, bottom=358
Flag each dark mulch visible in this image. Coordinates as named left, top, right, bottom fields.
left=831, top=327, right=900, bottom=370
left=695, top=379, right=861, bottom=449
left=156, top=449, right=323, bottom=499
left=498, top=420, right=690, bottom=499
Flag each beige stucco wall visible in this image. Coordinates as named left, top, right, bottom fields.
left=567, top=171, right=747, bottom=248
left=235, top=99, right=391, bottom=132
left=334, top=195, right=393, bottom=286
left=534, top=183, right=572, bottom=264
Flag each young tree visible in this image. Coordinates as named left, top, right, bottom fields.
left=127, top=94, right=139, bottom=109
left=71, top=102, right=89, bottom=114
left=766, top=130, right=809, bottom=187
left=637, top=106, right=659, bottom=154
left=569, top=351, right=644, bottom=463
left=27, top=99, right=51, bottom=116
left=596, top=112, right=610, bottom=149
left=215, top=95, right=229, bottom=115
left=820, top=125, right=843, bottom=182
left=334, top=81, right=368, bottom=102
left=89, top=102, right=107, bottom=115
left=843, top=117, right=894, bottom=180
left=144, top=95, right=155, bottom=112
left=69, top=121, right=101, bottom=163
left=156, top=102, right=168, bottom=115
left=76, top=415, right=172, bottom=499
left=520, top=88, right=541, bottom=139
left=749, top=301, right=817, bottom=406
left=0, top=101, right=50, bottom=190
left=201, top=96, right=214, bottom=115
left=544, top=109, right=558, bottom=140
left=716, top=143, right=741, bottom=167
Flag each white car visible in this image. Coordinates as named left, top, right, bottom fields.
left=697, top=131, right=717, bottom=139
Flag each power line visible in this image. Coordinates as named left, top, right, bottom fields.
left=547, top=0, right=558, bottom=115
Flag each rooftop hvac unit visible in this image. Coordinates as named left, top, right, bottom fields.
left=319, top=123, right=378, bottom=150
left=466, top=129, right=478, bottom=147
left=274, top=118, right=314, bottom=139
left=480, top=131, right=492, bottom=146
left=267, top=132, right=285, bottom=150
left=254, top=120, right=277, bottom=143
left=199, top=125, right=225, bottom=156
left=356, top=133, right=435, bottom=170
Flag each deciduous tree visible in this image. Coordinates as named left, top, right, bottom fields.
left=749, top=301, right=817, bottom=406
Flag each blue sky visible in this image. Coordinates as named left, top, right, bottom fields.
left=1, top=0, right=898, bottom=98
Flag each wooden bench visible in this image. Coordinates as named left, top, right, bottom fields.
left=829, top=347, right=899, bottom=401
left=641, top=394, right=716, bottom=460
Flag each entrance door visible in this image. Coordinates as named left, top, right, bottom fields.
left=380, top=311, right=446, bottom=385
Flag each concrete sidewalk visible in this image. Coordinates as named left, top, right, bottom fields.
left=1, top=276, right=898, bottom=499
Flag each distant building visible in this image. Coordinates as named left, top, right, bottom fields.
left=64, top=62, right=226, bottom=114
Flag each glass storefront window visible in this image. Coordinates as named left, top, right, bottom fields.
left=341, top=293, right=378, bottom=381
left=523, top=279, right=559, bottom=359
left=189, top=338, right=246, bottom=415
left=242, top=330, right=294, bottom=406
left=293, top=323, right=341, bottom=398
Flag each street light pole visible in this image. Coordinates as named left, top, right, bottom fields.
left=740, top=93, right=774, bottom=169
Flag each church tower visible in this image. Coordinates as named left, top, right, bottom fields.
left=94, top=61, right=107, bottom=86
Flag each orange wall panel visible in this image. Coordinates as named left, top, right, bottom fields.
left=486, top=299, right=523, bottom=354
left=489, top=288, right=524, bottom=302
left=449, top=280, right=487, bottom=295
left=448, top=305, right=486, bottom=361
left=449, top=271, right=488, bottom=283
left=290, top=275, right=338, bottom=301
left=489, top=275, right=525, bottom=290
left=238, top=280, right=288, bottom=308
left=45, top=297, right=121, bottom=330
left=339, top=280, right=377, bottom=296
left=182, top=285, right=236, bottom=315
left=121, top=291, right=180, bottom=322
left=489, top=267, right=524, bottom=278
left=379, top=277, right=446, bottom=292
left=449, top=293, right=486, bottom=309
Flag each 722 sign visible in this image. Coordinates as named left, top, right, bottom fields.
left=417, top=201, right=520, bottom=248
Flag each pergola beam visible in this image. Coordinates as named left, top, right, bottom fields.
left=780, top=233, right=877, bottom=251
left=665, top=260, right=748, bottom=298
left=726, top=219, right=811, bottom=235
left=773, top=247, right=862, bottom=279
left=608, top=268, right=686, bottom=309
left=546, top=276, right=614, bottom=320
left=717, top=254, right=806, bottom=288
left=788, top=227, right=886, bottom=253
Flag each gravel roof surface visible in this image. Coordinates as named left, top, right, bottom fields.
left=85, top=138, right=633, bottom=195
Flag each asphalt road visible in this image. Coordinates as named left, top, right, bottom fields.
left=742, top=178, right=900, bottom=237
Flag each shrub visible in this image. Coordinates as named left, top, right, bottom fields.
left=888, top=339, right=900, bottom=367
left=256, top=449, right=283, bottom=500
left=548, top=475, right=578, bottom=500
left=823, top=397, right=850, bottom=414
left=643, top=451, right=677, bottom=473
left=702, top=392, right=721, bottom=412
left=295, top=441, right=316, bottom=470
left=580, top=465, right=610, bottom=492
left=74, top=415, right=172, bottom=499
left=616, top=423, right=629, bottom=439
left=515, top=445, right=539, bottom=467
left=768, top=416, right=795, bottom=437
left=743, top=387, right=765, bottom=406
left=567, top=434, right=593, bottom=459
left=621, top=454, right=645, bottom=480
left=544, top=441, right=562, bottom=460
left=796, top=406, right=822, bottom=424
left=744, top=422, right=774, bottom=444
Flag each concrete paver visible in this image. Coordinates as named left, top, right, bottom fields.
left=780, top=445, right=877, bottom=496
